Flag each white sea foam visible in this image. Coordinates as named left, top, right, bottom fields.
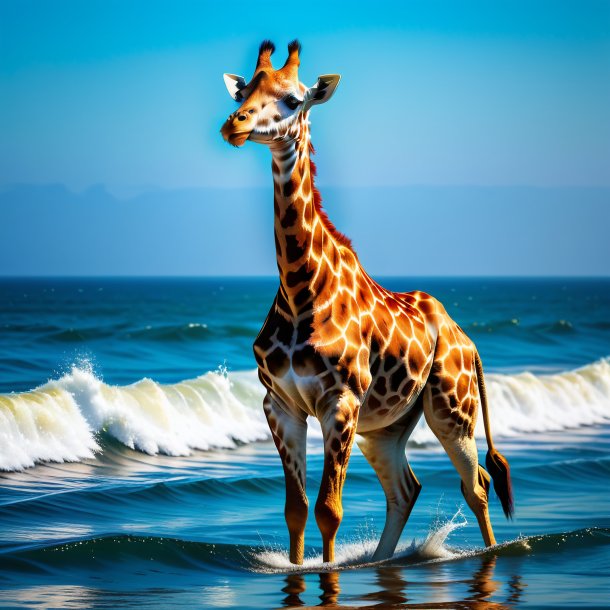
left=0, top=358, right=609, bottom=471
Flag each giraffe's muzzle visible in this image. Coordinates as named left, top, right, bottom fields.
left=220, top=109, right=257, bottom=147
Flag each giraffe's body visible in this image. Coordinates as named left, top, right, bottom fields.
left=221, top=40, right=513, bottom=564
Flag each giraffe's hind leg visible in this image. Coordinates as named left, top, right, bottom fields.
left=422, top=372, right=497, bottom=547
left=357, top=397, right=424, bottom=561
left=264, top=394, right=309, bottom=564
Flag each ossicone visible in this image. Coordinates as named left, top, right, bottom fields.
left=281, top=39, right=301, bottom=78
left=256, top=39, right=276, bottom=70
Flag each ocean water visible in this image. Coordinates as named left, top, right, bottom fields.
left=0, top=277, right=609, bottom=609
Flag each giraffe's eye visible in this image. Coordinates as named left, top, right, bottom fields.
left=283, top=94, right=301, bottom=110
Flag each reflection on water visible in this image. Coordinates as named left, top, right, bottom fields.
left=279, top=554, right=525, bottom=609
left=282, top=573, right=307, bottom=607
left=318, top=571, right=340, bottom=606
left=364, top=566, right=408, bottom=606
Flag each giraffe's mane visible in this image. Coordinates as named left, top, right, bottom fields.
left=309, top=142, right=354, bottom=250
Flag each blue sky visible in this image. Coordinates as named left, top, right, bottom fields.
left=1, top=1, right=609, bottom=275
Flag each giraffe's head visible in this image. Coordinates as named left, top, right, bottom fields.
left=220, top=40, right=340, bottom=147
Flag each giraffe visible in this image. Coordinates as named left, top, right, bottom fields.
left=220, top=40, right=513, bottom=565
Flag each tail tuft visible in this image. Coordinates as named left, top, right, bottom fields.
left=486, top=448, right=514, bottom=519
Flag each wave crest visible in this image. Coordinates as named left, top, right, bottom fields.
left=0, top=365, right=268, bottom=471
left=1, top=358, right=609, bottom=471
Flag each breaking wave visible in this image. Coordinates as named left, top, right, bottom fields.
left=0, top=365, right=268, bottom=471
left=1, top=358, right=609, bottom=471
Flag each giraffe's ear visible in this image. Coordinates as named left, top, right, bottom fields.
left=303, top=74, right=341, bottom=110
left=223, top=73, right=247, bottom=101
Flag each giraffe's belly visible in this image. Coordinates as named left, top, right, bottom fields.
left=357, top=377, right=426, bottom=433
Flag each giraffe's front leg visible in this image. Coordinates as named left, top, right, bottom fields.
left=263, top=394, right=308, bottom=565
left=315, top=390, right=360, bottom=563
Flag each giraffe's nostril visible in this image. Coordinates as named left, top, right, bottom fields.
left=238, top=114, right=247, bottom=122
left=248, top=109, right=255, bottom=114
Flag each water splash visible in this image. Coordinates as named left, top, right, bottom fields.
left=251, top=510, right=468, bottom=573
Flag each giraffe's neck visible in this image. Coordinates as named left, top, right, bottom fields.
left=269, top=117, right=353, bottom=315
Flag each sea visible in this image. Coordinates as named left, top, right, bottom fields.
left=0, top=277, right=609, bottom=609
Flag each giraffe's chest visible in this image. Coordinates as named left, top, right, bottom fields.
left=253, top=312, right=343, bottom=417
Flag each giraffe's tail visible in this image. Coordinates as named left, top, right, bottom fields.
left=475, top=352, right=515, bottom=519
